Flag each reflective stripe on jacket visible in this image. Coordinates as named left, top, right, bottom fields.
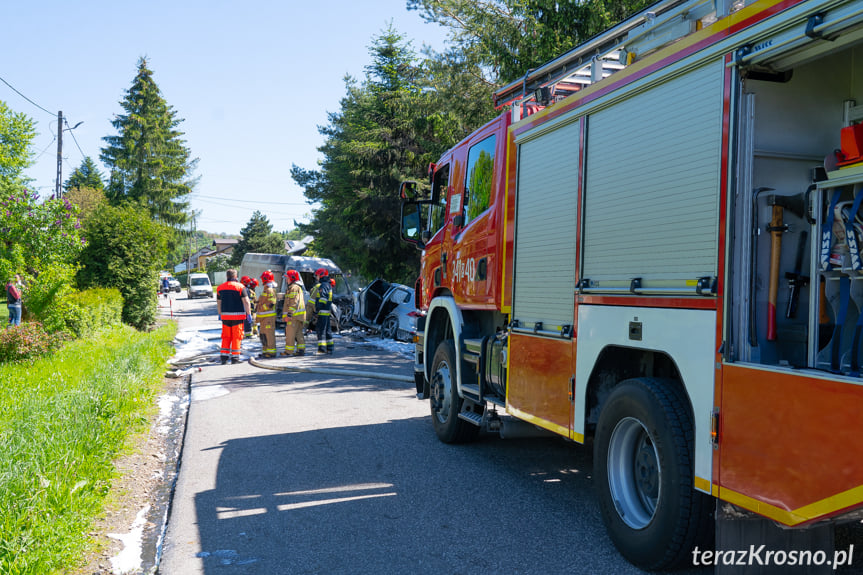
left=256, top=282, right=277, bottom=316
left=284, top=282, right=306, bottom=317
left=217, top=280, right=248, bottom=321
left=314, top=281, right=332, bottom=315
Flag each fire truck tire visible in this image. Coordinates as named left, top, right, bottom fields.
left=594, top=377, right=713, bottom=570
left=429, top=339, right=479, bottom=444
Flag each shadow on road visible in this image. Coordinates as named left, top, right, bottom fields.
left=189, top=419, right=628, bottom=574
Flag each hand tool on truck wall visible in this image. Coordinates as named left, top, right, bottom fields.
left=785, top=230, right=809, bottom=319
left=766, top=193, right=805, bottom=341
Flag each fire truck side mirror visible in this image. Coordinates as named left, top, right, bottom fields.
left=400, top=181, right=419, bottom=200
left=400, top=202, right=426, bottom=249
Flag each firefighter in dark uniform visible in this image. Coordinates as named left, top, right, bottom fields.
left=240, top=276, right=256, bottom=338
left=313, top=268, right=333, bottom=354
left=216, top=269, right=251, bottom=364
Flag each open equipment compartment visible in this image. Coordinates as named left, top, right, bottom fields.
left=731, top=39, right=863, bottom=370
left=812, top=165, right=863, bottom=373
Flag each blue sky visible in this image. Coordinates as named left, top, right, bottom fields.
left=1, top=1, right=448, bottom=235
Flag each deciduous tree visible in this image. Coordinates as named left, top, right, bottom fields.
left=409, top=0, right=652, bottom=85
left=64, top=186, right=106, bottom=222
left=0, top=100, right=35, bottom=184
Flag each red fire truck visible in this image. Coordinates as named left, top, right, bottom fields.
left=399, top=0, right=863, bottom=569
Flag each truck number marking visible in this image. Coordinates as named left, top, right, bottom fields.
left=453, top=257, right=476, bottom=282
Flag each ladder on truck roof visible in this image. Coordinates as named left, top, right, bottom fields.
left=493, top=0, right=732, bottom=113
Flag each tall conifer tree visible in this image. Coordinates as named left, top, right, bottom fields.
left=292, top=28, right=461, bottom=284
left=101, top=57, right=197, bottom=228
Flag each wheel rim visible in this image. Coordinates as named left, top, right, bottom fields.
left=430, top=358, right=453, bottom=425
left=607, top=417, right=660, bottom=529
left=381, top=317, right=398, bottom=339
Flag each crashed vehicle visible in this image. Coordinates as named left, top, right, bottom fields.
left=353, top=279, right=417, bottom=341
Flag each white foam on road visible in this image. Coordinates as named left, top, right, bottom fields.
left=191, top=384, right=230, bottom=402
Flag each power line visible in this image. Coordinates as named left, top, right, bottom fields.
left=64, top=119, right=86, bottom=160
left=191, top=193, right=311, bottom=206
left=0, top=74, right=54, bottom=116
left=34, top=137, right=57, bottom=161
left=196, top=197, right=312, bottom=217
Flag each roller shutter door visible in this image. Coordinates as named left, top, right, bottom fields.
left=512, top=119, right=581, bottom=333
left=582, top=60, right=723, bottom=289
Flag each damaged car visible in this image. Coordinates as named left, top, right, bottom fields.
left=353, top=279, right=417, bottom=341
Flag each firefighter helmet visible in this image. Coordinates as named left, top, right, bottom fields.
left=240, top=275, right=252, bottom=286
left=261, top=270, right=275, bottom=283
left=249, top=278, right=259, bottom=289
left=314, top=268, right=329, bottom=279
left=285, top=269, right=300, bottom=283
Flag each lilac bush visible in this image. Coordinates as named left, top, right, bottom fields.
left=0, top=189, right=85, bottom=272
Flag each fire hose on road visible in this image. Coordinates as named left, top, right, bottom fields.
left=248, top=356, right=414, bottom=383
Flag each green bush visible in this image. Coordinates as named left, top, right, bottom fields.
left=77, top=204, right=168, bottom=330
left=0, top=322, right=63, bottom=363
left=65, top=288, right=123, bottom=337
left=20, top=264, right=80, bottom=335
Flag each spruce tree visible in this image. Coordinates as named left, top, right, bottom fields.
left=100, top=57, right=197, bottom=228
left=291, top=28, right=457, bottom=284
left=63, top=156, right=104, bottom=191
left=230, top=211, right=286, bottom=266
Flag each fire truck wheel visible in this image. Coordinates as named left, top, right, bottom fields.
left=594, top=377, right=713, bottom=570
left=429, top=339, right=479, bottom=443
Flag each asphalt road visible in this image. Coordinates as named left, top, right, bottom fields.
left=157, top=290, right=706, bottom=575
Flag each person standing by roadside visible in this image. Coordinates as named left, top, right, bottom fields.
left=281, top=269, right=306, bottom=356
left=216, top=269, right=251, bottom=364
left=6, top=275, right=22, bottom=327
left=313, top=268, right=333, bottom=355
left=256, top=270, right=278, bottom=359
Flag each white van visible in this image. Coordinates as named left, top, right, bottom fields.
left=187, top=273, right=213, bottom=299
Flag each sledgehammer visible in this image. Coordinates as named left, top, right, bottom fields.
left=766, top=193, right=806, bottom=341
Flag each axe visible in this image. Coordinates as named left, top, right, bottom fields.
left=766, top=193, right=806, bottom=341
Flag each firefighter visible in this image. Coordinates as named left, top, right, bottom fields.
left=240, top=276, right=255, bottom=338
left=313, top=268, right=333, bottom=354
left=248, top=278, right=260, bottom=336
left=281, top=269, right=306, bottom=356
left=256, top=270, right=278, bottom=358
left=216, top=269, right=251, bottom=364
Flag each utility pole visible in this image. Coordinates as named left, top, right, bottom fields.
left=193, top=213, right=197, bottom=271
left=187, top=217, right=193, bottom=279
left=56, top=111, right=63, bottom=198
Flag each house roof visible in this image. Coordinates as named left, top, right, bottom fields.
left=212, top=239, right=238, bottom=247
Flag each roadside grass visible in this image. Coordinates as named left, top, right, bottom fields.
left=0, top=323, right=176, bottom=574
